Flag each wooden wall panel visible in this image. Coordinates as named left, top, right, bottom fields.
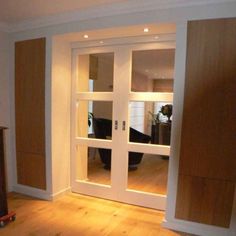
left=15, top=38, right=46, bottom=190
left=16, top=152, right=46, bottom=189
left=176, top=175, right=235, bottom=228
left=176, top=18, right=236, bottom=227
left=179, top=18, right=236, bottom=181
left=15, top=38, right=45, bottom=154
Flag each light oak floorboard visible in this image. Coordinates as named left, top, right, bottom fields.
left=88, top=153, right=168, bottom=195
left=1, top=193, right=194, bottom=236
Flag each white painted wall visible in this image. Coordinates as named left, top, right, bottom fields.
left=51, top=36, right=71, bottom=197
left=0, top=32, right=9, bottom=126
left=0, top=30, right=13, bottom=191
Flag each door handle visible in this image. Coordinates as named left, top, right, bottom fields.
left=122, top=121, right=126, bottom=131
left=115, top=120, right=118, bottom=130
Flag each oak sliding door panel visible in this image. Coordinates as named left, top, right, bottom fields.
left=179, top=19, right=236, bottom=181
left=15, top=38, right=45, bottom=154
left=16, top=152, right=46, bottom=189
left=175, top=175, right=235, bottom=228
left=15, top=38, right=46, bottom=190
left=176, top=18, right=236, bottom=227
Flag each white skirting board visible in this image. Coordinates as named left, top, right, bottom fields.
left=12, top=184, right=52, bottom=200
left=12, top=184, right=71, bottom=201
left=50, top=187, right=71, bottom=200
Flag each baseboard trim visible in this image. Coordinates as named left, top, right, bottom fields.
left=162, top=219, right=235, bottom=236
left=51, top=187, right=71, bottom=200
left=12, top=184, right=52, bottom=200
left=12, top=184, right=72, bottom=201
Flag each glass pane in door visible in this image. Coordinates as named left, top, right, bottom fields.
left=131, top=49, right=175, bottom=92
left=76, top=101, right=113, bottom=139
left=76, top=145, right=111, bottom=186
left=129, top=101, right=172, bottom=145
left=127, top=152, right=169, bottom=195
left=77, top=52, right=114, bottom=92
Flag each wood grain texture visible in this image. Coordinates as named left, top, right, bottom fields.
left=175, top=175, right=235, bottom=228
left=176, top=18, right=236, bottom=227
left=1, top=192, right=195, bottom=236
left=15, top=38, right=46, bottom=190
left=16, top=152, right=46, bottom=189
left=87, top=153, right=169, bottom=195
left=179, top=18, right=236, bottom=181
left=15, top=38, right=46, bottom=154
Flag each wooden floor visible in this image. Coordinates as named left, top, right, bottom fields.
left=1, top=193, right=194, bottom=236
left=88, top=153, right=169, bottom=195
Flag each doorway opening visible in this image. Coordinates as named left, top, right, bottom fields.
left=71, top=23, right=176, bottom=210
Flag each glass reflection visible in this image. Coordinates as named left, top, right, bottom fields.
left=76, top=146, right=111, bottom=186
left=77, top=52, right=114, bottom=92
left=76, top=101, right=113, bottom=139
left=127, top=153, right=169, bottom=195
left=131, top=49, right=175, bottom=92
left=129, top=102, right=172, bottom=146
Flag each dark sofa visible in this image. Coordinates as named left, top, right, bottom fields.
left=93, top=118, right=151, bottom=170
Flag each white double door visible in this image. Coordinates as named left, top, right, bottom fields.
left=71, top=41, right=174, bottom=210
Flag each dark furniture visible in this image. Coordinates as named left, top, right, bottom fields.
left=151, top=122, right=171, bottom=159
left=151, top=122, right=171, bottom=145
left=93, top=118, right=151, bottom=170
left=0, top=127, right=8, bottom=218
left=0, top=127, right=16, bottom=227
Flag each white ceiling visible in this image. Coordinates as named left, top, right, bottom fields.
left=0, top=0, right=233, bottom=32
left=61, top=23, right=176, bottom=42
left=0, top=0, right=127, bottom=24
left=0, top=0, right=233, bottom=25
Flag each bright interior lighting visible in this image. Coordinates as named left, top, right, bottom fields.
left=84, top=34, right=89, bottom=39
left=143, top=28, right=149, bottom=33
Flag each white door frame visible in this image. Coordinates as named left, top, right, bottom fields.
left=71, top=38, right=175, bottom=210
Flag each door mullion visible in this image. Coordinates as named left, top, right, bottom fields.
left=111, top=47, right=131, bottom=197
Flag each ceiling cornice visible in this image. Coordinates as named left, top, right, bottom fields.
left=2, top=0, right=235, bottom=33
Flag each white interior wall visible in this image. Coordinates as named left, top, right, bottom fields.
left=51, top=36, right=71, bottom=197
left=0, top=31, right=9, bottom=126
left=7, top=1, right=236, bottom=235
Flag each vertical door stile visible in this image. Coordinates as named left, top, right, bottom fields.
left=112, top=47, right=131, bottom=198
left=71, top=50, right=78, bottom=187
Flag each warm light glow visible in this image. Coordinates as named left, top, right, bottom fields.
left=99, top=41, right=104, bottom=44
left=83, top=34, right=89, bottom=39
left=143, top=28, right=149, bottom=33
left=154, top=36, right=159, bottom=39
